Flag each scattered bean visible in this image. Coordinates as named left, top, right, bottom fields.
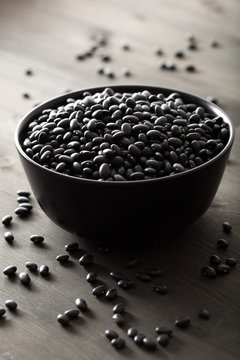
left=225, top=258, right=237, bottom=267
left=4, top=232, right=14, bottom=244
left=201, top=266, right=217, bottom=278
left=209, top=255, right=221, bottom=266
left=175, top=316, right=191, bottom=329
left=143, top=337, right=157, bottom=350
left=57, top=314, right=70, bottom=326
left=105, top=288, right=118, bottom=300
left=56, top=254, right=69, bottom=263
left=152, top=284, right=168, bottom=294
left=127, top=327, right=138, bottom=338
left=215, top=264, right=231, bottom=274
left=112, top=313, right=125, bottom=326
left=155, top=326, right=172, bottom=336
left=134, top=333, right=145, bottom=346
left=217, top=239, right=229, bottom=249
left=65, top=242, right=79, bottom=252
left=64, top=309, right=79, bottom=319
left=111, top=337, right=125, bottom=349
left=2, top=215, right=12, bottom=226
left=222, top=222, right=232, bottom=233
left=198, top=309, right=210, bottom=319
left=75, top=298, right=88, bottom=311
left=113, top=303, right=125, bottom=314
left=92, top=285, right=107, bottom=297
left=25, top=262, right=38, bottom=271
left=30, top=234, right=44, bottom=244
left=5, top=300, right=17, bottom=311
left=86, top=272, right=97, bottom=283
left=39, top=265, right=49, bottom=277
left=157, top=333, right=170, bottom=346
left=19, top=272, right=31, bottom=285
left=105, top=329, right=119, bottom=340
left=79, top=253, right=93, bottom=266
left=118, top=278, right=134, bottom=289
left=3, top=265, right=17, bottom=276
left=0, top=309, right=6, bottom=317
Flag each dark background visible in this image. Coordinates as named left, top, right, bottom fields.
left=0, top=1, right=239, bottom=359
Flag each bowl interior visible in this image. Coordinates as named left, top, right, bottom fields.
left=15, top=85, right=235, bottom=185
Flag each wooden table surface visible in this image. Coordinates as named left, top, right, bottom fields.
left=0, top=0, right=239, bottom=359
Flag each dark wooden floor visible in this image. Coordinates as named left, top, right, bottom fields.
left=0, top=0, right=239, bottom=359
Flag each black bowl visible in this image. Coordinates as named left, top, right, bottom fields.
left=15, top=85, right=234, bottom=240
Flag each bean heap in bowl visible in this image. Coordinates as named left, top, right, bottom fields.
left=21, top=88, right=230, bottom=181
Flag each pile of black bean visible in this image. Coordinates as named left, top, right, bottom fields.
left=21, top=88, right=230, bottom=181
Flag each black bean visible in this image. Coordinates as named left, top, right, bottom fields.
left=0, top=309, right=6, bottom=317
left=17, top=190, right=31, bottom=197
left=17, top=196, right=29, bottom=203
left=92, top=285, right=107, bottom=297
left=146, top=267, right=162, bottom=277
left=110, top=271, right=126, bottom=281
left=172, top=163, right=185, bottom=173
left=86, top=271, right=97, bottom=283
left=99, top=163, right=110, bottom=179
left=143, top=337, right=157, bottom=350
left=30, top=234, right=44, bottom=244
left=209, top=255, right=221, bottom=266
left=134, top=333, right=145, bottom=345
left=175, top=50, right=185, bottom=58
left=79, top=253, right=93, bottom=266
left=210, top=40, right=219, bottom=48
left=136, top=271, right=151, bottom=282
left=124, top=257, right=138, bottom=268
left=4, top=300, right=17, bottom=311
left=175, top=316, right=191, bottom=329
left=111, top=337, right=125, bottom=349
left=201, top=266, right=217, bottom=278
left=56, top=254, right=69, bottom=263
left=75, top=298, right=88, bottom=311
left=105, top=329, right=119, bottom=340
left=112, top=313, right=125, bottom=327
left=127, top=327, right=138, bottom=338
left=2, top=215, right=12, bottom=226
left=20, top=203, right=32, bottom=211
left=198, top=309, right=210, bottom=319
left=215, top=264, right=231, bottom=274
left=217, top=238, right=229, bottom=249
left=106, top=288, right=118, bottom=300
left=15, top=207, right=29, bottom=217
left=152, top=284, right=168, bottom=294
left=64, top=309, right=79, bottom=319
left=129, top=171, right=144, bottom=180
left=222, top=221, right=232, bottom=233
left=19, top=272, right=31, bottom=285
left=65, top=242, right=79, bottom=252
left=3, top=265, right=17, bottom=276
left=157, top=334, right=170, bottom=346
left=113, top=303, right=125, bottom=314
left=225, top=258, right=237, bottom=267
left=26, top=262, right=38, bottom=271
left=57, top=314, right=70, bottom=326
left=4, top=231, right=14, bottom=244
left=39, top=265, right=49, bottom=277
left=155, top=326, right=172, bottom=336
left=118, top=278, right=134, bottom=288
left=185, top=64, right=196, bottom=72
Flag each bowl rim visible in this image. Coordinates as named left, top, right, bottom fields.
left=14, top=85, right=235, bottom=185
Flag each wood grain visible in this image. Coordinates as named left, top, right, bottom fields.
left=0, top=0, right=239, bottom=359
